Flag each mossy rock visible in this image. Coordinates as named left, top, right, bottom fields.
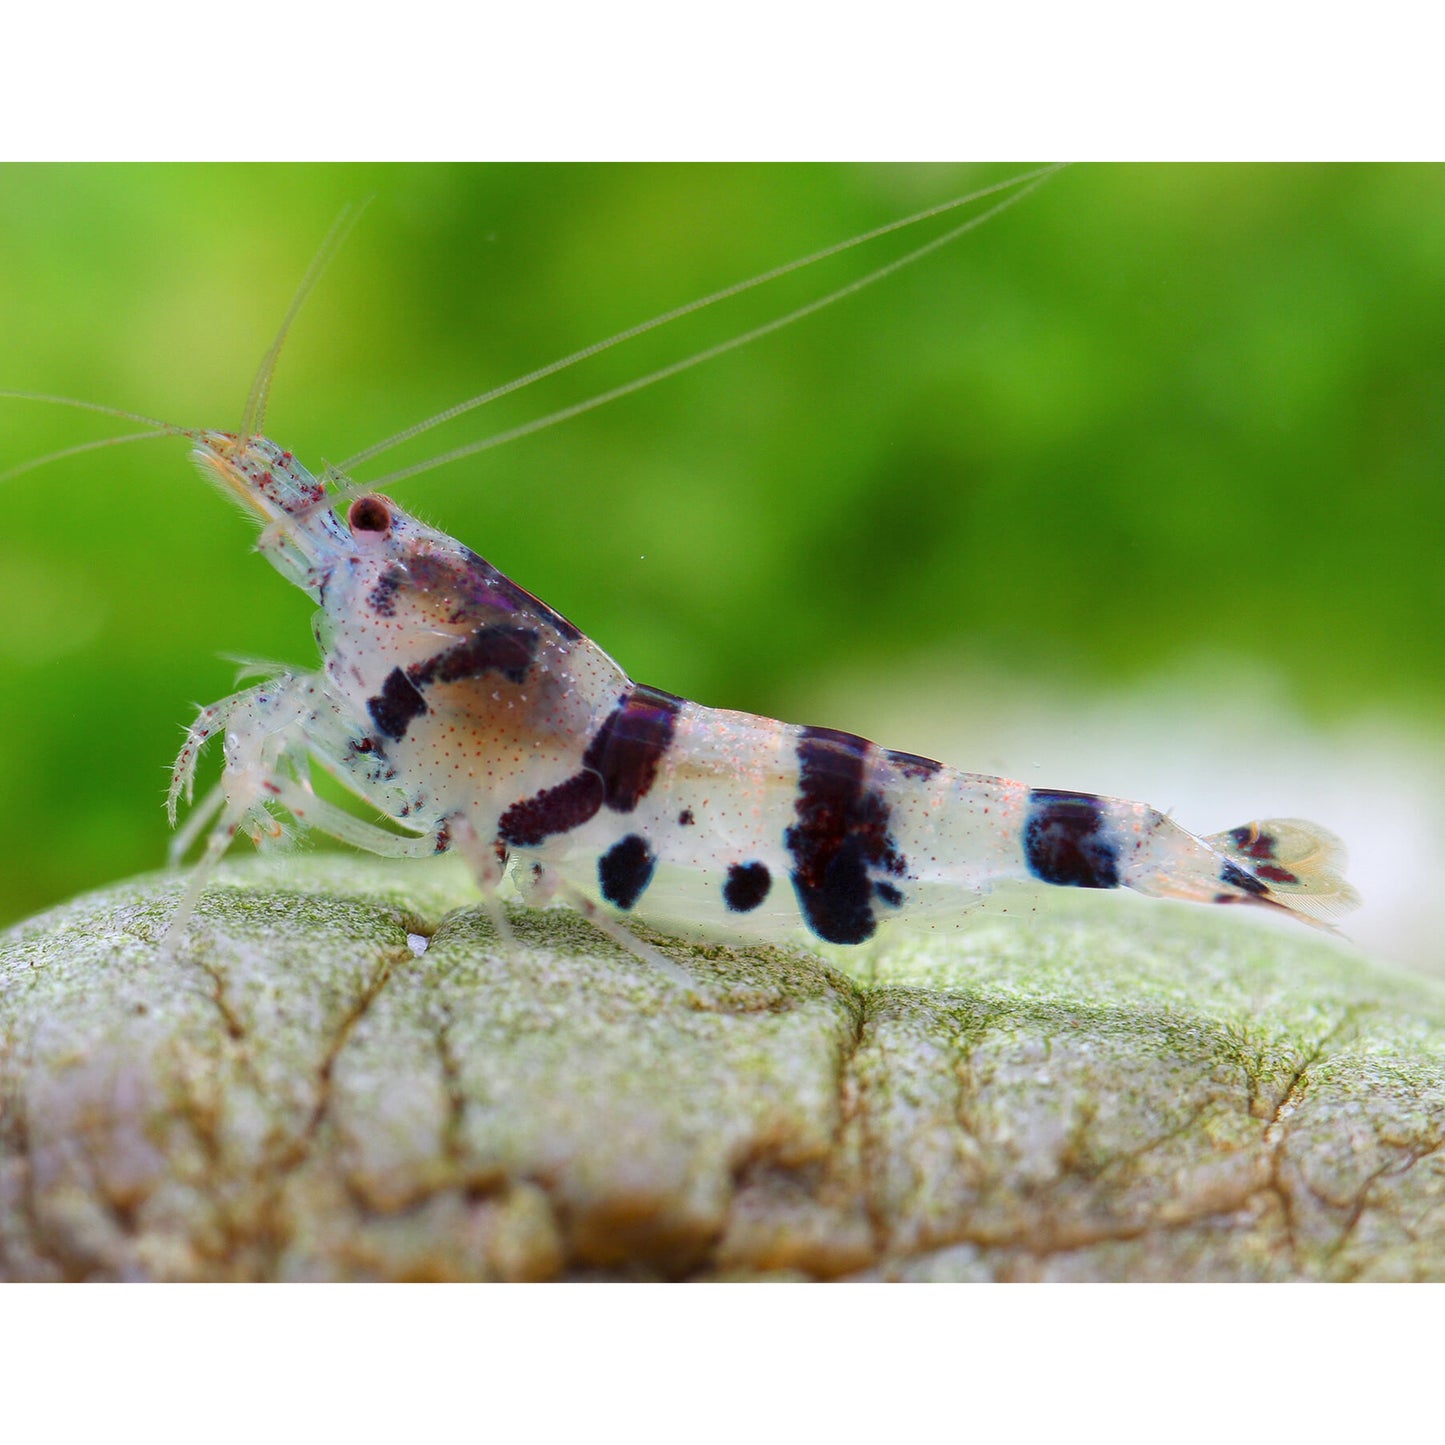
left=1, top=855, right=1442, bottom=1281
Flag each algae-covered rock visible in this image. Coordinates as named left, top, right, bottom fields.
left=1, top=855, right=1442, bottom=1280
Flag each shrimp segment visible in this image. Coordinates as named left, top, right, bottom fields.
left=169, top=433, right=1359, bottom=960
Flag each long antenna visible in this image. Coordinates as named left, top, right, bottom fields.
left=342, top=164, right=1066, bottom=476
left=363, top=166, right=1061, bottom=491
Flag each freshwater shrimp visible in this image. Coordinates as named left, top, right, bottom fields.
left=6, top=169, right=1360, bottom=977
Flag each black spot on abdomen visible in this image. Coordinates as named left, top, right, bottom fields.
left=723, top=861, right=771, bottom=913
left=1023, top=789, right=1121, bottom=889
left=599, top=834, right=656, bottom=911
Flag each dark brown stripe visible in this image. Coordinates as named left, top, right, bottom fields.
left=785, top=725, right=904, bottom=945
left=402, top=549, right=586, bottom=643
left=494, top=680, right=680, bottom=849
left=412, top=625, right=540, bottom=687
left=1023, top=789, right=1121, bottom=889
left=497, top=772, right=604, bottom=848
left=885, top=748, right=943, bottom=781
left=461, top=548, right=585, bottom=642
left=582, top=683, right=683, bottom=814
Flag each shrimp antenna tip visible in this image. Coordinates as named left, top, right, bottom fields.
left=238, top=199, right=372, bottom=444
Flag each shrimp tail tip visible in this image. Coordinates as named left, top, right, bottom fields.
left=1205, top=817, right=1361, bottom=928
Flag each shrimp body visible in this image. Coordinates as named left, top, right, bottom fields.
left=168, top=432, right=1359, bottom=956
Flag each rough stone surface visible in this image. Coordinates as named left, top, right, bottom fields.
left=2, top=855, right=1443, bottom=1281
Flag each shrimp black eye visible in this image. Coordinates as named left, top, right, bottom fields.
left=349, top=496, right=392, bottom=534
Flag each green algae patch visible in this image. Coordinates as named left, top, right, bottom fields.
left=1, top=857, right=1442, bottom=1280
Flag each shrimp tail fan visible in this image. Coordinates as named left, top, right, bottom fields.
left=1204, top=818, right=1361, bottom=928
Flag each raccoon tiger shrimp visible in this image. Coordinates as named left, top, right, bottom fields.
left=4, top=167, right=1359, bottom=980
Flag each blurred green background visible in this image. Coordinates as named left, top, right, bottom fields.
left=1, top=165, right=1441, bottom=961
